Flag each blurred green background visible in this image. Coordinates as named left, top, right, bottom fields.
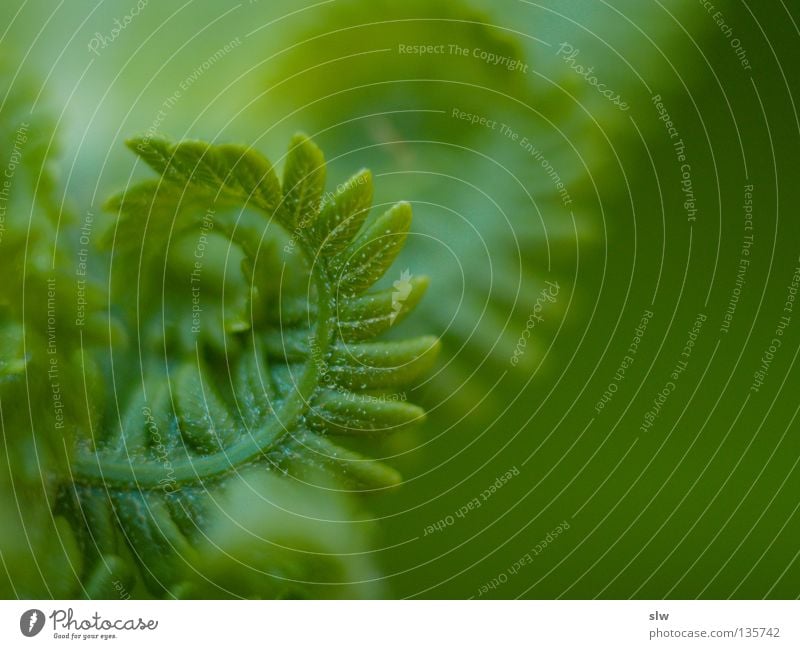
left=1, top=0, right=799, bottom=598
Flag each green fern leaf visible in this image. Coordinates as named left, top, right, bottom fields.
left=334, top=201, right=412, bottom=296
left=336, top=275, right=430, bottom=341
left=310, top=169, right=373, bottom=255
left=127, top=137, right=281, bottom=214
left=62, top=132, right=438, bottom=597
left=281, top=133, right=326, bottom=231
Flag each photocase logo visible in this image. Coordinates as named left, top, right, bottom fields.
left=20, top=609, right=45, bottom=637
left=390, top=269, right=413, bottom=324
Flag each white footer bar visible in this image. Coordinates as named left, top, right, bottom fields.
left=1, top=600, right=796, bottom=648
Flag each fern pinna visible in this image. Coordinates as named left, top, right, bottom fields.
left=49, top=134, right=438, bottom=598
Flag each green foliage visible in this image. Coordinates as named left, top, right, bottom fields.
left=129, top=137, right=281, bottom=213
left=0, top=59, right=98, bottom=598
left=0, top=129, right=438, bottom=598
left=265, top=0, right=532, bottom=148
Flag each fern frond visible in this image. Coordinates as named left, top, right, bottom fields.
left=63, top=133, right=438, bottom=597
